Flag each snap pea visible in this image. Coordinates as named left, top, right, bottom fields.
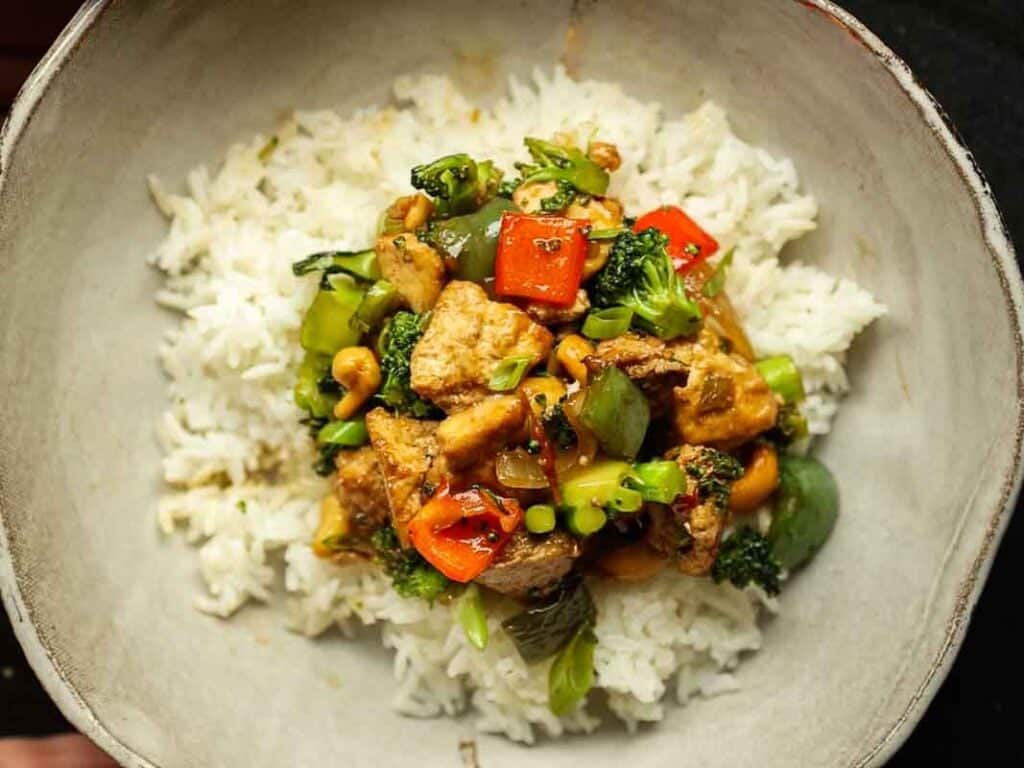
left=458, top=584, right=489, bottom=651
left=768, top=455, right=839, bottom=570
left=525, top=504, right=557, bottom=534
left=423, top=197, right=517, bottom=283
left=630, top=460, right=687, bottom=504
left=548, top=624, right=597, bottom=716
left=316, top=418, right=369, bottom=447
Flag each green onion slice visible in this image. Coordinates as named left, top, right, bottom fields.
left=488, top=356, right=534, bottom=392
left=581, top=307, right=634, bottom=340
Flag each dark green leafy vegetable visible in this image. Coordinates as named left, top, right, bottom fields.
left=489, top=356, right=534, bottom=392
left=755, top=355, right=806, bottom=404
left=410, top=153, right=502, bottom=217
left=292, top=250, right=381, bottom=282
left=702, top=249, right=734, bottom=298
left=299, top=275, right=364, bottom=355
left=313, top=443, right=342, bottom=477
left=712, top=527, right=782, bottom=595
left=516, top=138, right=609, bottom=197
left=768, top=455, right=839, bottom=570
left=377, top=311, right=439, bottom=418
left=591, top=228, right=702, bottom=340
left=581, top=307, right=634, bottom=340
left=548, top=624, right=597, bottom=716
left=351, top=280, right=401, bottom=334
left=316, top=418, right=369, bottom=447
left=501, top=573, right=595, bottom=663
left=683, top=448, right=743, bottom=509
left=294, top=352, right=337, bottom=418
left=458, top=584, right=489, bottom=651
left=421, top=197, right=517, bottom=283
left=371, top=525, right=450, bottom=601
left=579, top=366, right=650, bottom=460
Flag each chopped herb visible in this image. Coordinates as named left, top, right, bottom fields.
left=488, top=356, right=534, bottom=391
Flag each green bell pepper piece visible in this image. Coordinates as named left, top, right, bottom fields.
left=768, top=455, right=839, bottom=570
left=424, top=197, right=517, bottom=283
left=579, top=367, right=650, bottom=460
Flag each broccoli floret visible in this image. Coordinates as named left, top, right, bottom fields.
left=766, top=402, right=810, bottom=447
left=543, top=402, right=577, bottom=450
left=496, top=177, right=520, bottom=199
left=539, top=179, right=579, bottom=213
left=516, top=138, right=609, bottom=196
left=712, top=527, right=781, bottom=595
left=371, top=526, right=450, bottom=601
left=410, top=153, right=502, bottom=217
left=377, top=311, right=439, bottom=418
left=591, top=228, right=703, bottom=339
left=684, top=447, right=743, bottom=509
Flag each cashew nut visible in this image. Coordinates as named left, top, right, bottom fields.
left=729, top=444, right=780, bottom=514
left=312, top=493, right=350, bottom=559
left=403, top=193, right=435, bottom=231
left=556, top=334, right=594, bottom=385
left=331, top=346, right=381, bottom=420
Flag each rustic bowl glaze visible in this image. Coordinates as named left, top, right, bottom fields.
left=1, top=1, right=1020, bottom=766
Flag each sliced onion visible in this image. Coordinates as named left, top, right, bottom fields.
left=496, top=446, right=582, bottom=489
left=496, top=448, right=549, bottom=489
left=563, top=388, right=598, bottom=466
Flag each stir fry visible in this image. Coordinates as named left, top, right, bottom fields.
left=292, top=135, right=839, bottom=714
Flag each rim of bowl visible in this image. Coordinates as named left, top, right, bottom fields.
left=0, top=1, right=1020, bottom=766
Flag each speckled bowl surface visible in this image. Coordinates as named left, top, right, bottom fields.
left=1, top=1, right=1021, bottom=766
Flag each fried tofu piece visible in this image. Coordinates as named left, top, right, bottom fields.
left=410, top=281, right=553, bottom=412
left=374, top=233, right=445, bottom=313
left=364, top=408, right=440, bottom=547
left=436, top=395, right=527, bottom=471
left=475, top=529, right=580, bottom=597
left=673, top=332, right=778, bottom=448
left=333, top=446, right=389, bottom=530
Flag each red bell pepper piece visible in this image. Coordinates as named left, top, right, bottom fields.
left=633, top=206, right=718, bottom=272
left=494, top=213, right=588, bottom=307
left=408, top=482, right=524, bottom=583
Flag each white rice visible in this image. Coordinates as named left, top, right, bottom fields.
left=150, top=67, right=884, bottom=742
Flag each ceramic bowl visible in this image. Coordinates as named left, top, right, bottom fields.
left=1, top=1, right=1021, bottom=766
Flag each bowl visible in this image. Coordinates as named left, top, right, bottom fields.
left=1, top=1, right=1021, bottom=765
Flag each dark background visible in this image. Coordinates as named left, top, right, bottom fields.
left=1, top=0, right=1022, bottom=763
